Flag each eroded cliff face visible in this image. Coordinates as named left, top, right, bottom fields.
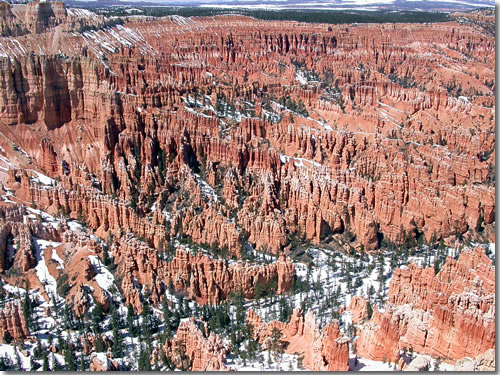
left=0, top=10, right=494, bottom=256
left=356, top=247, right=495, bottom=363
left=153, top=318, right=230, bottom=371
left=0, top=5, right=494, bottom=371
left=246, top=308, right=350, bottom=371
left=114, top=243, right=294, bottom=312
left=0, top=301, right=29, bottom=341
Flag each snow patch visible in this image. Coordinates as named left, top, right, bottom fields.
left=51, top=248, right=65, bottom=270
left=88, top=255, right=116, bottom=293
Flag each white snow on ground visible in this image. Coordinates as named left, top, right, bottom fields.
left=227, top=348, right=305, bottom=371
left=33, top=238, right=64, bottom=303
left=29, top=169, right=56, bottom=186
left=1, top=282, right=26, bottom=297
left=88, top=255, right=116, bottom=293
left=0, top=344, right=31, bottom=370
left=489, top=243, right=495, bottom=256
left=36, top=239, right=62, bottom=251
left=51, top=248, right=65, bottom=270
left=279, top=154, right=322, bottom=168
left=350, top=356, right=395, bottom=371
left=67, top=220, right=84, bottom=232
left=377, top=100, right=405, bottom=113
left=194, top=174, right=219, bottom=203
left=250, top=246, right=393, bottom=329
left=295, top=71, right=308, bottom=85
left=170, top=15, right=191, bottom=26
left=308, top=117, right=334, bottom=131
left=350, top=353, right=455, bottom=371
left=25, top=207, right=60, bottom=229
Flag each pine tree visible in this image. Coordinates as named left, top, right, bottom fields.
left=366, top=300, right=373, bottom=319
left=79, top=354, right=86, bottom=371
left=22, top=287, right=32, bottom=331
left=14, top=346, right=22, bottom=371
left=160, top=349, right=174, bottom=370
left=3, top=331, right=13, bottom=344
left=141, top=303, right=153, bottom=349
left=162, top=298, right=171, bottom=324
left=127, top=304, right=137, bottom=337
left=434, top=357, right=442, bottom=371
left=42, top=352, right=49, bottom=371
left=168, top=279, right=175, bottom=295
left=175, top=342, right=190, bottom=371
left=111, top=308, right=124, bottom=358
left=63, top=341, right=77, bottom=371
left=138, top=344, right=152, bottom=371
left=103, top=245, right=111, bottom=267
left=30, top=356, right=38, bottom=371
left=95, top=335, right=105, bottom=353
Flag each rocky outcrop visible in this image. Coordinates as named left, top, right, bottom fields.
left=24, top=1, right=68, bottom=34
left=89, top=353, right=119, bottom=371
left=0, top=301, right=29, bottom=342
left=356, top=247, right=495, bottom=363
left=0, top=11, right=493, bottom=256
left=348, top=296, right=370, bottom=324
left=247, top=308, right=349, bottom=371
left=0, top=8, right=494, bottom=370
left=403, top=356, right=431, bottom=371
left=115, top=241, right=295, bottom=311
left=0, top=2, right=28, bottom=37
left=154, top=318, right=230, bottom=371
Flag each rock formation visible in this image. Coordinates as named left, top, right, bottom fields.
left=247, top=308, right=349, bottom=371
left=356, top=247, right=495, bottom=364
left=115, top=242, right=295, bottom=311
left=0, top=301, right=29, bottom=342
left=0, top=4, right=494, bottom=371
left=0, top=10, right=494, bottom=256
left=154, top=318, right=230, bottom=371
left=454, top=348, right=495, bottom=371
left=348, top=296, right=370, bottom=324
left=89, top=353, right=119, bottom=371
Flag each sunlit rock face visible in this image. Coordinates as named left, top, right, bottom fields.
left=356, top=247, right=495, bottom=363
left=0, top=3, right=494, bottom=371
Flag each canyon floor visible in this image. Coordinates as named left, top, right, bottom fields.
left=0, top=1, right=495, bottom=371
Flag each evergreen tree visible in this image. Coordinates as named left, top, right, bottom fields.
left=30, top=356, right=39, bottom=371
left=63, top=341, right=77, bottom=371
left=95, top=335, right=105, bottom=353
left=111, top=308, right=124, bottom=358
left=175, top=342, right=190, bottom=371
left=160, top=349, right=174, bottom=370
left=141, top=303, right=153, bottom=349
left=168, top=279, right=175, bottom=295
left=270, top=327, right=282, bottom=353
left=42, top=352, right=49, bottom=371
left=434, top=357, right=442, bottom=371
left=127, top=305, right=137, bottom=337
left=3, top=331, right=13, bottom=344
left=138, top=345, right=152, bottom=371
left=14, top=346, right=22, bottom=371
left=22, top=287, right=32, bottom=331
left=92, top=301, right=105, bottom=326
left=79, top=354, right=86, bottom=371
left=366, top=300, right=373, bottom=319
left=63, top=305, right=75, bottom=330
left=278, top=296, right=291, bottom=322
left=103, top=245, right=111, bottom=267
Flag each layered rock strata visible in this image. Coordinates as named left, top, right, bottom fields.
left=356, top=247, right=495, bottom=363
left=247, top=308, right=349, bottom=371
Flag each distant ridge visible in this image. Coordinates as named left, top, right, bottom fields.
left=59, top=0, right=495, bottom=11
